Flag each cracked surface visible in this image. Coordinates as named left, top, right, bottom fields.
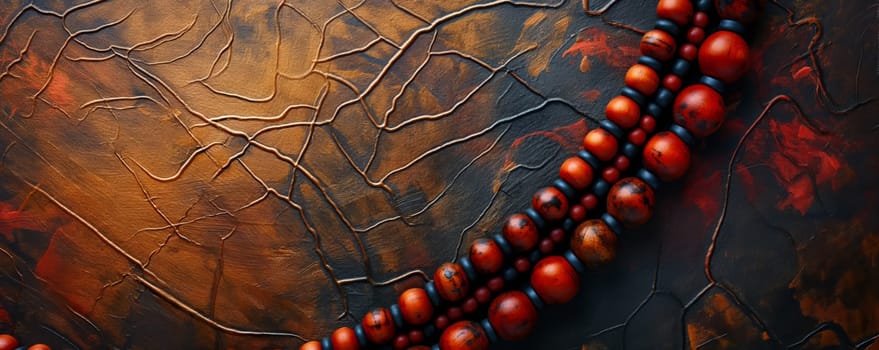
left=0, top=0, right=876, bottom=349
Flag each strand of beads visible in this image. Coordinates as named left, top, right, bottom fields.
left=0, top=334, right=51, bottom=350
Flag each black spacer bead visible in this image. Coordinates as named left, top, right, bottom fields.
left=389, top=304, right=405, bottom=328
left=354, top=324, right=369, bottom=346
left=655, top=88, right=675, bottom=108
left=621, top=87, right=647, bottom=106
left=524, top=208, right=547, bottom=231
left=522, top=285, right=545, bottom=310
left=503, top=266, right=519, bottom=283
left=553, top=178, right=577, bottom=203
left=654, top=19, right=681, bottom=37
left=622, top=142, right=639, bottom=159
left=423, top=324, right=437, bottom=339
left=459, top=256, right=479, bottom=282
left=592, top=179, right=610, bottom=197
left=647, top=102, right=663, bottom=118
left=601, top=213, right=624, bottom=235
left=321, top=336, right=333, bottom=350
left=481, top=318, right=499, bottom=343
left=564, top=249, right=586, bottom=273
left=669, top=123, right=697, bottom=146
left=637, top=55, right=663, bottom=72
left=696, top=0, right=713, bottom=12
left=431, top=345, right=441, bottom=350
left=529, top=250, right=543, bottom=263
left=577, top=150, right=602, bottom=170
left=563, top=218, right=576, bottom=233
left=599, top=120, right=624, bottom=140
left=637, top=168, right=662, bottom=189
left=424, top=282, right=442, bottom=306
left=699, top=75, right=727, bottom=94
left=492, top=233, right=514, bottom=259
left=672, top=58, right=691, bottom=77
left=718, top=19, right=746, bottom=36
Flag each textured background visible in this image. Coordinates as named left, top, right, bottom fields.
left=0, top=0, right=876, bottom=349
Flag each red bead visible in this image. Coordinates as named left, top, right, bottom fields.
left=462, top=297, right=479, bottom=314
left=474, top=287, right=492, bottom=303
left=362, top=308, right=396, bottom=344
left=488, top=291, right=539, bottom=341
left=580, top=194, right=598, bottom=210
left=549, top=228, right=566, bottom=244
left=640, top=29, right=677, bottom=62
left=687, top=27, right=705, bottom=44
left=560, top=156, right=595, bottom=190
left=332, top=327, right=360, bottom=350
left=606, top=95, right=642, bottom=129
left=0, top=335, right=18, bottom=350
left=469, top=238, right=504, bottom=274
left=628, top=128, right=647, bottom=146
left=439, top=321, right=490, bottom=350
left=568, top=204, right=587, bottom=222
left=393, top=334, right=410, bottom=350
left=487, top=277, right=505, bottom=292
left=502, top=213, right=539, bottom=252
left=530, top=256, right=580, bottom=304
left=699, top=31, right=751, bottom=83
left=607, top=177, right=655, bottom=228
left=538, top=238, right=555, bottom=254
left=662, top=74, right=682, bottom=92
left=602, top=167, right=620, bottom=183
left=409, top=329, right=425, bottom=344
left=409, top=347, right=431, bottom=350
left=26, top=345, right=50, bottom=350
left=624, top=65, right=660, bottom=97
left=656, top=0, right=694, bottom=26
left=435, top=315, right=450, bottom=330
left=434, top=263, right=470, bottom=302
left=714, top=0, right=764, bottom=24
left=570, top=219, right=618, bottom=267
left=399, top=288, right=434, bottom=325
left=583, top=128, right=618, bottom=162
left=532, top=187, right=569, bottom=222
left=643, top=131, right=691, bottom=181
left=673, top=84, right=726, bottom=137
left=299, top=341, right=322, bottom=350
left=447, top=306, right=463, bottom=321
left=640, top=115, right=657, bottom=133
left=514, top=257, right=531, bottom=273
left=679, top=43, right=698, bottom=61
left=693, top=11, right=710, bottom=27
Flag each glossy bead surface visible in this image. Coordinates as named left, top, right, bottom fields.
left=362, top=307, right=396, bottom=344
left=687, top=27, right=706, bottom=44
left=602, top=167, right=620, bottom=183
left=532, top=187, right=569, bottom=222
left=644, top=131, right=691, bottom=181
left=607, top=177, right=655, bottom=228
left=698, top=31, right=750, bottom=83
left=583, top=128, right=619, bottom=162
left=27, top=345, right=51, bottom=350
left=502, top=213, right=539, bottom=252
left=715, top=0, right=764, bottom=24
left=399, top=288, right=434, bottom=325
left=606, top=95, right=642, bottom=129
left=628, top=128, right=646, bottom=146
left=332, top=327, right=360, bottom=350
left=299, top=341, right=321, bottom=350
left=656, top=0, right=694, bottom=26
left=679, top=43, right=697, bottom=61
left=694, top=11, right=710, bottom=27
left=559, top=156, right=594, bottom=190
left=488, top=291, right=538, bottom=341
left=662, top=74, right=682, bottom=92
left=570, top=219, right=617, bottom=267
left=439, top=321, right=490, bottom=350
left=393, top=335, right=410, bottom=350
left=673, top=84, right=726, bottom=138
left=469, top=239, right=504, bottom=274
left=530, top=256, right=580, bottom=304
left=434, top=263, right=470, bottom=302
left=0, top=335, right=18, bottom=350
left=640, top=29, right=677, bottom=62
left=624, top=65, right=660, bottom=97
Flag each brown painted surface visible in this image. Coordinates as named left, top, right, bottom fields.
left=0, top=0, right=876, bottom=349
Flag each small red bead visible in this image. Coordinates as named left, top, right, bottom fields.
left=514, top=257, right=531, bottom=273
left=462, top=297, right=479, bottom=314
left=474, top=287, right=492, bottom=304
left=487, top=277, right=505, bottom=292
left=332, top=327, right=360, bottom=350
left=538, top=238, right=555, bottom=254
left=559, top=156, right=595, bottom=190
left=624, top=64, right=661, bottom=97
left=613, top=155, right=631, bottom=172
left=679, top=43, right=698, bottom=61
left=583, top=128, right=619, bottom=162
left=399, top=288, right=434, bottom=325
left=715, top=0, right=765, bottom=24
left=488, top=291, right=539, bottom=341
left=434, top=263, right=470, bottom=302
left=602, top=167, right=620, bottom=183
left=299, top=341, right=322, bottom=350
left=447, top=307, right=463, bottom=321
left=673, top=84, right=726, bottom=137
left=687, top=27, right=705, bottom=44
left=532, top=187, right=569, bottom=222
left=640, top=115, right=657, bottom=133
left=570, top=219, right=618, bottom=267
left=469, top=238, right=504, bottom=275
left=643, top=131, right=691, bottom=181
left=435, top=315, right=450, bottom=330
left=549, top=228, right=567, bottom=244
left=662, top=74, right=682, bottom=92
left=580, top=194, right=598, bottom=210
left=409, top=329, right=425, bottom=345
left=607, top=177, right=655, bottom=228
left=693, top=11, right=710, bottom=27
left=531, top=256, right=580, bottom=304
left=606, top=95, right=642, bottom=129
left=0, top=335, right=19, bottom=350
left=640, top=29, right=677, bottom=61
left=628, top=128, right=647, bottom=146
left=439, top=321, right=490, bottom=350
left=656, top=0, right=694, bottom=26
left=393, top=334, right=410, bottom=350
left=502, top=213, right=539, bottom=252
left=568, top=204, right=587, bottom=222
left=699, top=31, right=751, bottom=83
left=362, top=308, right=396, bottom=344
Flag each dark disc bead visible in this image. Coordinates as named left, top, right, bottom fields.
left=655, top=88, right=675, bottom=108
left=354, top=325, right=368, bottom=346
left=657, top=0, right=694, bottom=26
left=640, top=29, right=677, bottom=62
left=718, top=19, right=746, bottom=36
left=601, top=212, right=624, bottom=235
left=671, top=58, right=691, bottom=76
left=654, top=19, right=681, bottom=37
left=532, top=187, right=569, bottom=222
left=607, top=177, right=656, bottom=228
left=643, top=131, right=692, bottom=181
left=622, top=142, right=639, bottom=159
left=480, top=319, right=499, bottom=344
left=458, top=257, right=478, bottom=282
left=696, top=0, right=713, bottom=12
left=530, top=256, right=580, bottom=304
left=553, top=179, right=577, bottom=202
left=332, top=327, right=360, bottom=350
left=714, top=0, right=764, bottom=24
left=592, top=179, right=610, bottom=197
left=321, top=336, right=332, bottom=350
left=469, top=238, right=504, bottom=275
left=399, top=288, right=434, bottom=325
left=488, top=291, right=539, bottom=341
left=673, top=84, right=726, bottom=138
left=439, top=321, right=490, bottom=350
left=433, top=263, right=470, bottom=302
left=560, top=156, right=595, bottom=190
left=502, top=213, right=539, bottom=252
left=698, top=31, right=751, bottom=83
left=570, top=219, right=618, bottom=267
left=362, top=307, right=396, bottom=344
left=637, top=168, right=662, bottom=191
left=637, top=55, right=663, bottom=72
left=699, top=75, right=727, bottom=94
left=620, top=87, right=647, bottom=107
left=599, top=119, right=624, bottom=140
left=523, top=208, right=547, bottom=231
left=669, top=123, right=696, bottom=146
left=646, top=103, right=663, bottom=120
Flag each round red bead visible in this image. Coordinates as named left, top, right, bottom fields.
left=698, top=31, right=751, bottom=83
left=447, top=306, right=463, bottom=321
left=362, top=307, right=396, bottom=344
left=531, top=256, right=580, bottom=304
left=514, top=257, right=531, bottom=273
left=607, top=177, right=655, bottom=228
left=469, top=238, right=504, bottom=274
left=434, top=263, right=470, bottom=302
left=299, top=341, right=322, bottom=350
left=332, top=327, right=360, bottom=350
left=606, top=95, right=642, bottom=129
left=624, top=65, right=660, bottom=97
left=549, top=228, right=566, bottom=244
left=27, top=345, right=50, bottom=350
left=409, top=329, right=425, bottom=344
left=628, top=128, right=647, bottom=146
left=714, top=0, right=764, bottom=24
left=532, top=187, right=569, bottom=222
left=673, top=84, right=726, bottom=138
left=656, top=0, right=694, bottom=26
left=568, top=204, right=587, bottom=222
left=439, top=321, right=490, bottom=350
left=0, top=335, right=18, bottom=350
left=474, top=287, right=492, bottom=303
left=502, top=213, right=539, bottom=252
left=488, top=291, right=539, bottom=341
left=614, top=155, right=631, bottom=171
left=399, top=288, right=434, bottom=325
left=640, top=29, right=677, bottom=61
left=640, top=115, right=657, bottom=133
left=583, top=128, right=619, bottom=162
left=462, top=297, right=479, bottom=314
left=560, top=156, right=595, bottom=190
left=679, top=43, right=698, bottom=61
left=393, top=334, right=410, bottom=350
left=538, top=238, right=555, bottom=254
left=580, top=194, right=598, bottom=210
left=687, top=27, right=706, bottom=44
left=643, top=131, right=691, bottom=181
left=487, top=277, right=505, bottom=292
left=662, top=74, right=682, bottom=92
left=693, top=11, right=710, bottom=27
left=570, top=219, right=618, bottom=267
left=602, top=167, right=620, bottom=183
left=435, top=315, right=450, bottom=330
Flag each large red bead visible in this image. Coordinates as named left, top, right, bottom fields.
left=656, top=0, right=694, bottom=26
left=570, top=219, right=617, bottom=267
left=624, top=64, right=660, bottom=98
left=643, top=131, right=691, bottom=181
left=640, top=29, right=677, bottom=62
left=0, top=335, right=19, bottom=350
left=583, top=128, right=618, bottom=162
left=559, top=156, right=594, bottom=190
left=607, top=177, right=655, bottom=228
left=673, top=84, right=726, bottom=138
left=606, top=95, right=642, bottom=129
left=299, top=341, right=322, bottom=350
left=502, top=213, right=539, bottom=252
left=530, top=256, right=580, bottom=304
left=488, top=291, right=538, bottom=341
left=332, top=327, right=360, bottom=350
left=439, top=321, right=490, bottom=350
left=434, top=263, right=470, bottom=302
left=532, top=187, right=569, bottom=222
left=469, top=238, right=504, bottom=274
left=714, top=0, right=764, bottom=24
left=27, top=346, right=51, bottom=350
left=698, top=31, right=751, bottom=83
left=399, top=288, right=434, bottom=325
left=362, top=307, right=396, bottom=344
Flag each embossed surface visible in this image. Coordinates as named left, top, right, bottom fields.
left=0, top=1, right=876, bottom=349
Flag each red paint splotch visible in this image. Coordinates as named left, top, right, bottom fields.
left=562, top=27, right=640, bottom=69
left=501, top=119, right=588, bottom=174
left=681, top=161, right=722, bottom=229
left=0, top=201, right=39, bottom=240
